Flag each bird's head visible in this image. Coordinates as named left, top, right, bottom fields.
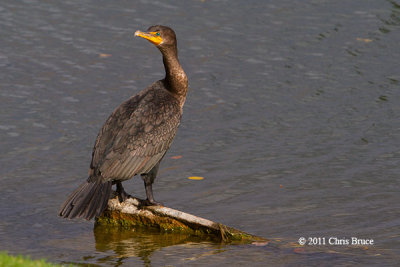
left=134, top=25, right=177, bottom=50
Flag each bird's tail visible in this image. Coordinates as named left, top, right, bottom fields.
left=59, top=179, right=112, bottom=220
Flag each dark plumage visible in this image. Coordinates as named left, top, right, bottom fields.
left=59, top=25, right=188, bottom=220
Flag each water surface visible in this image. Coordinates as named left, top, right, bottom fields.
left=1, top=0, right=399, bottom=266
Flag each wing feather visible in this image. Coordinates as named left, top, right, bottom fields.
left=89, top=82, right=182, bottom=181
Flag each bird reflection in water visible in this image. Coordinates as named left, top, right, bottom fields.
left=93, top=224, right=221, bottom=266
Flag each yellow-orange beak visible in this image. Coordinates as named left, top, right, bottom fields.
left=134, top=30, right=163, bottom=46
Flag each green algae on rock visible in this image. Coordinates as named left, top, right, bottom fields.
left=95, top=196, right=266, bottom=243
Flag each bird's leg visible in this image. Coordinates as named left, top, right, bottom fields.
left=115, top=181, right=130, bottom=202
left=141, top=162, right=163, bottom=206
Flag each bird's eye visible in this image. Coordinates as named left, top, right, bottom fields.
left=156, top=32, right=160, bottom=36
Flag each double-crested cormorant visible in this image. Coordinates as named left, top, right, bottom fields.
left=59, top=25, right=188, bottom=220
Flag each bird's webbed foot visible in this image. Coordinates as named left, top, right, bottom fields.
left=142, top=179, right=163, bottom=206
left=142, top=198, right=163, bottom=206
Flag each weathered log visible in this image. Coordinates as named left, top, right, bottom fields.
left=95, top=194, right=266, bottom=243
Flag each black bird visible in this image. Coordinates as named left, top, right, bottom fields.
left=59, top=25, right=188, bottom=220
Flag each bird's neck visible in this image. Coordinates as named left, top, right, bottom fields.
left=162, top=49, right=188, bottom=107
